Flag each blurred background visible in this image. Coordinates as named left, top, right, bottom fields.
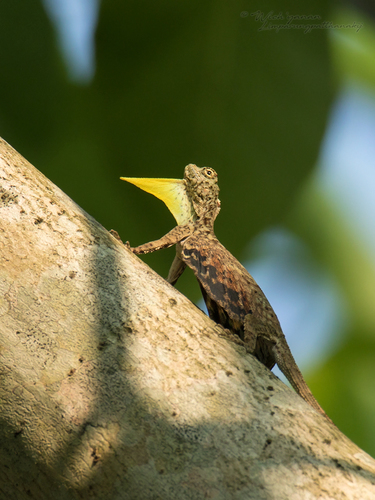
left=1, top=0, right=375, bottom=454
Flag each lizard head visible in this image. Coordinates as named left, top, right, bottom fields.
left=120, top=164, right=220, bottom=226
left=184, top=164, right=221, bottom=224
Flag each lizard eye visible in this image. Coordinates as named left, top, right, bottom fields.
left=204, top=168, right=214, bottom=177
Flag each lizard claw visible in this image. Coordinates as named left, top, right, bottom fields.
left=110, top=230, right=133, bottom=251
left=110, top=229, right=123, bottom=242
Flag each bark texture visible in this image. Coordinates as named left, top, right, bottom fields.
left=0, top=137, right=375, bottom=500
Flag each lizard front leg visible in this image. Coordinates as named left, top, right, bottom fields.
left=131, top=224, right=193, bottom=255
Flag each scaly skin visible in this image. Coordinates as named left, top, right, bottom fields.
left=127, top=164, right=332, bottom=422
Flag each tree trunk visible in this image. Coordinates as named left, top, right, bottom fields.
left=0, top=137, right=374, bottom=500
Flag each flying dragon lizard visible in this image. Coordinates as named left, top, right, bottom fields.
left=120, top=164, right=332, bottom=422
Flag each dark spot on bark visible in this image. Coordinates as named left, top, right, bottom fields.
left=68, top=368, right=76, bottom=377
left=323, top=438, right=331, bottom=445
left=14, top=421, right=26, bottom=438
left=333, top=459, right=344, bottom=470
left=91, top=448, right=100, bottom=466
left=34, top=217, right=44, bottom=225
left=79, top=356, right=84, bottom=363
left=225, top=370, right=233, bottom=377
left=0, top=188, right=18, bottom=206
left=79, top=421, right=93, bottom=436
left=169, top=298, right=177, bottom=306
left=262, top=438, right=272, bottom=452
left=69, top=271, right=77, bottom=279
left=267, top=386, right=274, bottom=391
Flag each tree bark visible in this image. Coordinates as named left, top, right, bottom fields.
left=0, top=137, right=374, bottom=500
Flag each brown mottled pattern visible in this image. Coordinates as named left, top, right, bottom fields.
left=181, top=231, right=280, bottom=370
left=130, top=164, right=332, bottom=422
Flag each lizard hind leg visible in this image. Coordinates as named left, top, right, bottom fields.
left=243, top=313, right=276, bottom=370
left=243, top=314, right=258, bottom=353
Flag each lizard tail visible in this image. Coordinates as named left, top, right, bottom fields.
left=273, top=342, right=334, bottom=424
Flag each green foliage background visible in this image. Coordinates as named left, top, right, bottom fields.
left=1, top=1, right=374, bottom=455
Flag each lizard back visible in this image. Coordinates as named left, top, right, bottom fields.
left=181, top=227, right=284, bottom=369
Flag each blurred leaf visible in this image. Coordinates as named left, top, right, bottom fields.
left=290, top=176, right=375, bottom=334
left=331, top=7, right=375, bottom=87
left=288, top=175, right=375, bottom=454
left=0, top=1, right=67, bottom=155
